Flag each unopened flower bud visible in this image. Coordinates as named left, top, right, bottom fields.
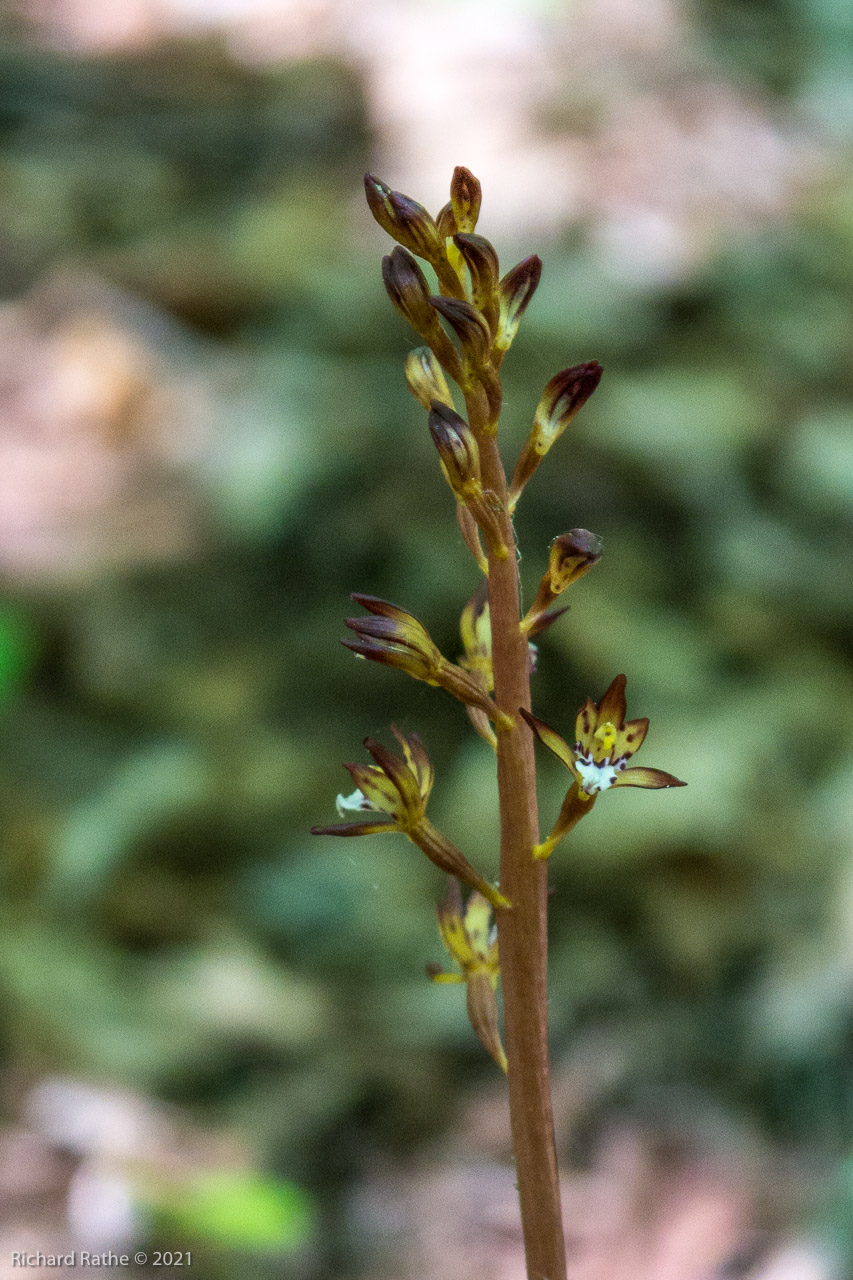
left=521, top=530, right=602, bottom=634
left=364, top=173, right=445, bottom=261
left=382, top=249, right=463, bottom=381
left=509, top=362, right=603, bottom=509
left=450, top=165, right=482, bottom=233
left=405, top=347, right=454, bottom=411
left=428, top=404, right=508, bottom=560
left=548, top=529, right=603, bottom=591
left=382, top=248, right=434, bottom=331
left=430, top=295, right=492, bottom=370
left=344, top=594, right=444, bottom=682
left=453, top=233, right=500, bottom=334
left=345, top=594, right=506, bottom=720
left=428, top=403, right=481, bottom=500
left=494, top=255, right=542, bottom=354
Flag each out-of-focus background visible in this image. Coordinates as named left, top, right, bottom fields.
left=0, top=0, right=851, bottom=1276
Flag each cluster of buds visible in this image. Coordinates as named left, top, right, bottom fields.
left=314, top=166, right=685, bottom=1085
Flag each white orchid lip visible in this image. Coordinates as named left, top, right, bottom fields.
left=335, top=788, right=379, bottom=817
left=574, top=750, right=626, bottom=796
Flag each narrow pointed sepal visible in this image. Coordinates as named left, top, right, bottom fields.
left=612, top=767, right=687, bottom=789
left=310, top=819, right=396, bottom=837
left=519, top=707, right=576, bottom=772
left=525, top=604, right=569, bottom=638
left=427, top=963, right=465, bottom=984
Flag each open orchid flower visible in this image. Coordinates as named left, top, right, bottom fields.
left=521, top=674, right=686, bottom=859
left=312, top=727, right=509, bottom=911
left=427, top=879, right=507, bottom=1072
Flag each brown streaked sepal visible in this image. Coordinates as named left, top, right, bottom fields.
left=344, top=594, right=444, bottom=683
left=525, top=605, right=570, bottom=639
left=345, top=594, right=505, bottom=721
left=428, top=402, right=482, bottom=500
left=450, top=165, right=482, bottom=233
left=509, top=362, right=603, bottom=508
left=521, top=530, right=603, bottom=634
left=430, top=295, right=492, bottom=370
left=494, top=254, right=542, bottom=354
left=453, top=233, right=500, bottom=333
left=381, top=248, right=435, bottom=330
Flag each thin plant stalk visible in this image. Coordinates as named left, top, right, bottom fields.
left=316, top=167, right=685, bottom=1280
left=473, top=404, right=567, bottom=1278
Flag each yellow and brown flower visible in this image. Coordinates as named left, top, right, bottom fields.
left=428, top=878, right=507, bottom=1072
left=312, top=728, right=510, bottom=910
left=521, top=674, right=686, bottom=859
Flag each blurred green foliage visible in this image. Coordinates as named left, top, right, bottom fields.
left=0, top=2, right=851, bottom=1276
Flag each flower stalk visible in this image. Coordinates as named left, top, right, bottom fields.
left=313, top=166, right=686, bottom=1280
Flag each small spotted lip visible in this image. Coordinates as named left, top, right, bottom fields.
left=573, top=752, right=625, bottom=795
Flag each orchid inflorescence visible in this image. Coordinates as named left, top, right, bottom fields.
left=312, top=166, right=685, bottom=1086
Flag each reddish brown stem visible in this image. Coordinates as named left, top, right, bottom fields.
left=467, top=391, right=567, bottom=1280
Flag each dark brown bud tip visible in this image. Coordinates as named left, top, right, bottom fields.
left=526, top=604, right=570, bottom=638
left=428, top=403, right=480, bottom=494
left=495, top=255, right=543, bottom=350
left=381, top=247, right=433, bottom=327
left=430, top=295, right=491, bottom=366
left=549, top=529, right=603, bottom=591
left=364, top=173, right=444, bottom=260
left=539, top=361, right=603, bottom=431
